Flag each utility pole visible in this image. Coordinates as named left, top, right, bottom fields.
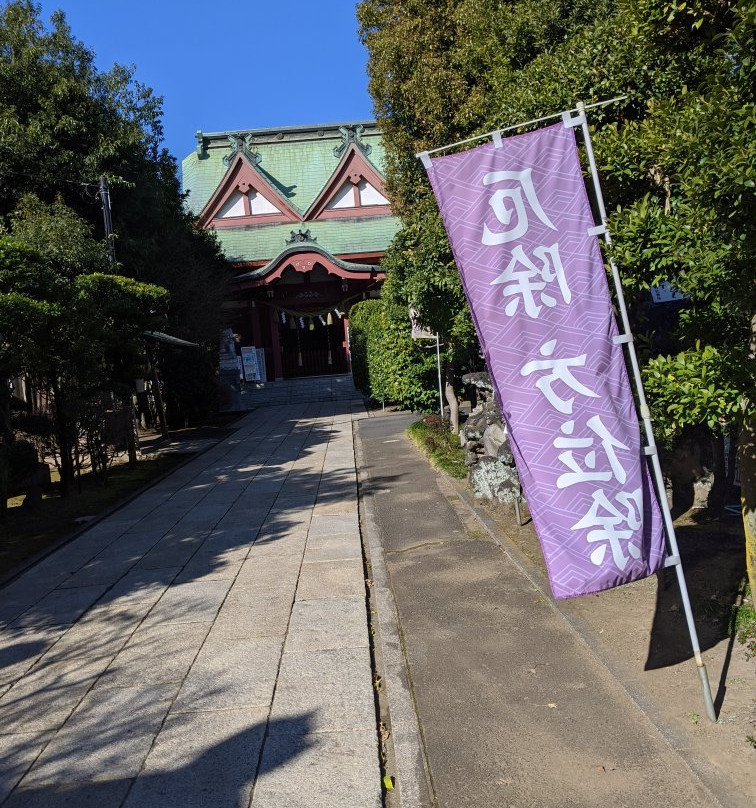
left=99, top=176, right=116, bottom=269
left=99, top=176, right=140, bottom=461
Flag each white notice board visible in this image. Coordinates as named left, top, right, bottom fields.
left=241, top=346, right=262, bottom=381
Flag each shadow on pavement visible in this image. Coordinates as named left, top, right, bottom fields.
left=644, top=523, right=746, bottom=674
left=0, top=405, right=353, bottom=802
left=2, top=413, right=353, bottom=628
left=3, top=712, right=315, bottom=807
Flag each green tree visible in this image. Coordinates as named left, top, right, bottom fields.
left=357, top=0, right=606, bottom=418
left=1, top=195, right=168, bottom=495
left=0, top=1, right=231, bottom=424
left=358, top=0, right=755, bottom=573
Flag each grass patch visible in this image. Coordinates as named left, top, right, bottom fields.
left=408, top=415, right=468, bottom=479
left=0, top=453, right=188, bottom=578
left=730, top=582, right=756, bottom=660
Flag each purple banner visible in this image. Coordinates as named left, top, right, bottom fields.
left=424, top=122, right=666, bottom=598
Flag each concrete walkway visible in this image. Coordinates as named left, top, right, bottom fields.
left=357, top=412, right=741, bottom=808
left=0, top=400, right=380, bottom=807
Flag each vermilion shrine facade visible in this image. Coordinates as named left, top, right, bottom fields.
left=182, top=122, right=399, bottom=380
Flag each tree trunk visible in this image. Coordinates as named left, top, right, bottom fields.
left=51, top=382, right=73, bottom=497
left=122, top=394, right=138, bottom=468
left=739, top=313, right=756, bottom=596
left=707, top=434, right=728, bottom=516
left=445, top=376, right=459, bottom=436
left=0, top=373, right=14, bottom=445
left=151, top=360, right=169, bottom=439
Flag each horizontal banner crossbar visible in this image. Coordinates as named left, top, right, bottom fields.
left=416, top=96, right=627, bottom=158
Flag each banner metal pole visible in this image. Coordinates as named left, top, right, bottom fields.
left=436, top=334, right=444, bottom=418
left=571, top=101, right=717, bottom=722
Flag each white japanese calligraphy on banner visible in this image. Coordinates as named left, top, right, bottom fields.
left=424, top=122, right=666, bottom=598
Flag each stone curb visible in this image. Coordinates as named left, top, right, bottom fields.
left=354, top=427, right=435, bottom=808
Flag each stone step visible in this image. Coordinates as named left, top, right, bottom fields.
left=225, top=374, right=363, bottom=410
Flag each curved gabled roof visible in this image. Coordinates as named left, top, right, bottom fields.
left=184, top=122, right=398, bottom=264
left=232, top=241, right=382, bottom=286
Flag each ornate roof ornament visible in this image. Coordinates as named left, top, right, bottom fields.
left=224, top=134, right=261, bottom=167
left=195, top=130, right=206, bottom=157
left=285, top=227, right=316, bottom=245
left=333, top=125, right=372, bottom=159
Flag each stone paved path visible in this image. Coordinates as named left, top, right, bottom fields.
left=0, top=400, right=380, bottom=807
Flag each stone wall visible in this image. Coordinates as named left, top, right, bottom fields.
left=461, top=372, right=521, bottom=504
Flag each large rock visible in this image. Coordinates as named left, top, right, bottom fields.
left=462, top=371, right=495, bottom=393
left=482, top=423, right=506, bottom=458
left=465, top=451, right=479, bottom=467
left=495, top=475, right=521, bottom=504
left=460, top=370, right=521, bottom=504
left=470, top=456, right=520, bottom=503
left=497, top=435, right=515, bottom=466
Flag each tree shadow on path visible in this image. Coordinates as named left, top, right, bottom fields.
left=3, top=712, right=316, bottom=808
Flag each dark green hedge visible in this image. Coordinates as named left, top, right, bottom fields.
left=349, top=299, right=439, bottom=412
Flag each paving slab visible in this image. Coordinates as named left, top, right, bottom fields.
left=42, top=604, right=147, bottom=663
left=234, top=555, right=302, bottom=589
left=136, top=534, right=206, bottom=570
left=173, top=554, right=244, bottom=583
left=4, top=778, right=134, bottom=808
left=141, top=579, right=231, bottom=626
left=270, top=647, right=375, bottom=733
left=0, top=656, right=111, bottom=733
left=0, top=627, right=62, bottom=687
left=96, top=622, right=211, bottom=688
left=97, top=566, right=180, bottom=608
left=122, top=707, right=268, bottom=808
left=286, top=598, right=368, bottom=652
left=312, top=497, right=358, bottom=516
left=250, top=730, right=381, bottom=808
left=0, top=731, right=54, bottom=803
left=56, top=556, right=141, bottom=589
left=303, top=534, right=362, bottom=563
left=171, top=636, right=283, bottom=713
left=296, top=559, right=365, bottom=600
left=21, top=683, right=178, bottom=786
left=307, top=514, right=359, bottom=536
left=248, top=534, right=308, bottom=560
left=209, top=594, right=293, bottom=640
left=9, top=586, right=108, bottom=631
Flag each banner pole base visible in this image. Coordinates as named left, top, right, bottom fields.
left=696, top=660, right=717, bottom=723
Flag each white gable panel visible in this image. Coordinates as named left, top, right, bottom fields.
left=358, top=179, right=389, bottom=206
left=249, top=191, right=280, bottom=215
left=327, top=180, right=357, bottom=210
left=217, top=190, right=246, bottom=218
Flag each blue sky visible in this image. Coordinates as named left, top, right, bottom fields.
left=37, top=1, right=374, bottom=164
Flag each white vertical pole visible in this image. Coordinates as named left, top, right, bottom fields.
left=574, top=102, right=716, bottom=722
left=435, top=334, right=444, bottom=418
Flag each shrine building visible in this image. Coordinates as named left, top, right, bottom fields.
left=182, top=122, right=399, bottom=381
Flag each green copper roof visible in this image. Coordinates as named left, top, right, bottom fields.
left=214, top=216, right=400, bottom=264
left=182, top=123, right=388, bottom=217
left=182, top=122, right=397, bottom=264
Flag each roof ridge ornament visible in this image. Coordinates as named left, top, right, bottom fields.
left=224, top=134, right=262, bottom=167
left=333, top=125, right=372, bottom=159
left=285, top=227, right=317, bottom=245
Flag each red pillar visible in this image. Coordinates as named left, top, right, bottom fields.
left=268, top=305, right=283, bottom=380
left=251, top=303, right=262, bottom=348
